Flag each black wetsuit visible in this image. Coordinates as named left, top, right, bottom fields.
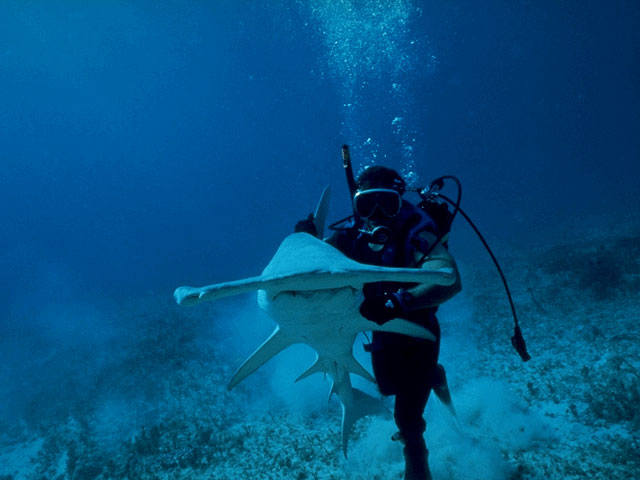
left=326, top=201, right=442, bottom=445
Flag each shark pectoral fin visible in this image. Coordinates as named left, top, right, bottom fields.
left=341, top=387, right=389, bottom=458
left=371, top=319, right=436, bottom=342
left=435, top=266, right=456, bottom=286
left=228, top=326, right=294, bottom=390
left=174, top=274, right=269, bottom=306
left=174, top=286, right=201, bottom=306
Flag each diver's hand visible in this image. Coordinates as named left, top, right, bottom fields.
left=360, top=291, right=411, bottom=325
left=294, top=213, right=318, bottom=236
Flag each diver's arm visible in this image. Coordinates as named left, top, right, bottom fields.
left=405, top=233, right=462, bottom=309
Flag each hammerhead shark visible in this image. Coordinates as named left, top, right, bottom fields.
left=174, top=187, right=456, bottom=455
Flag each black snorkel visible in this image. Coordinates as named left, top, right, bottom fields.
left=328, top=145, right=358, bottom=233
left=342, top=144, right=357, bottom=200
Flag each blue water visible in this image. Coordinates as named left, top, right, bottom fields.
left=2, top=0, right=638, bottom=315
left=0, top=1, right=639, bottom=476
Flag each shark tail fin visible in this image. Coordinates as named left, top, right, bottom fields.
left=228, top=326, right=293, bottom=390
left=341, top=387, right=389, bottom=458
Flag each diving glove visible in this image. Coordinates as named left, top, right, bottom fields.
left=359, top=290, right=413, bottom=325
left=294, top=213, right=318, bottom=236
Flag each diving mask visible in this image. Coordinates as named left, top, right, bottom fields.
left=353, top=188, right=402, bottom=218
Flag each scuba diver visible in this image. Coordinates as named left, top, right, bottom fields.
left=296, top=160, right=462, bottom=480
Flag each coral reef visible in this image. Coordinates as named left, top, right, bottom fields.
left=1, top=232, right=639, bottom=479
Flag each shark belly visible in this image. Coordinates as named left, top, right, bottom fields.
left=259, top=287, right=364, bottom=346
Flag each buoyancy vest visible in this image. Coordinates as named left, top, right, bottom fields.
left=327, top=200, right=443, bottom=332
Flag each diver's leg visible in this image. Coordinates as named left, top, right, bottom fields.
left=395, top=387, right=432, bottom=480
left=403, top=438, right=432, bottom=480
left=394, top=319, right=440, bottom=480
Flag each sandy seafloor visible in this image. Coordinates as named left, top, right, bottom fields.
left=0, top=214, right=638, bottom=480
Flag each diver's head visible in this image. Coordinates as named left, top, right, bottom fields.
left=353, top=166, right=406, bottom=221
left=355, top=165, right=406, bottom=194
left=353, top=166, right=406, bottom=246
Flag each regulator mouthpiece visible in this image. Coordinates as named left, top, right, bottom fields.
left=359, top=225, right=393, bottom=245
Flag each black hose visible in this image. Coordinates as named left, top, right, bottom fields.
left=438, top=193, right=531, bottom=362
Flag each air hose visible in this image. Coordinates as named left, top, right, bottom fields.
left=419, top=177, right=531, bottom=362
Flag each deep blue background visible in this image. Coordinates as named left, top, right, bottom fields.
left=1, top=1, right=638, bottom=326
